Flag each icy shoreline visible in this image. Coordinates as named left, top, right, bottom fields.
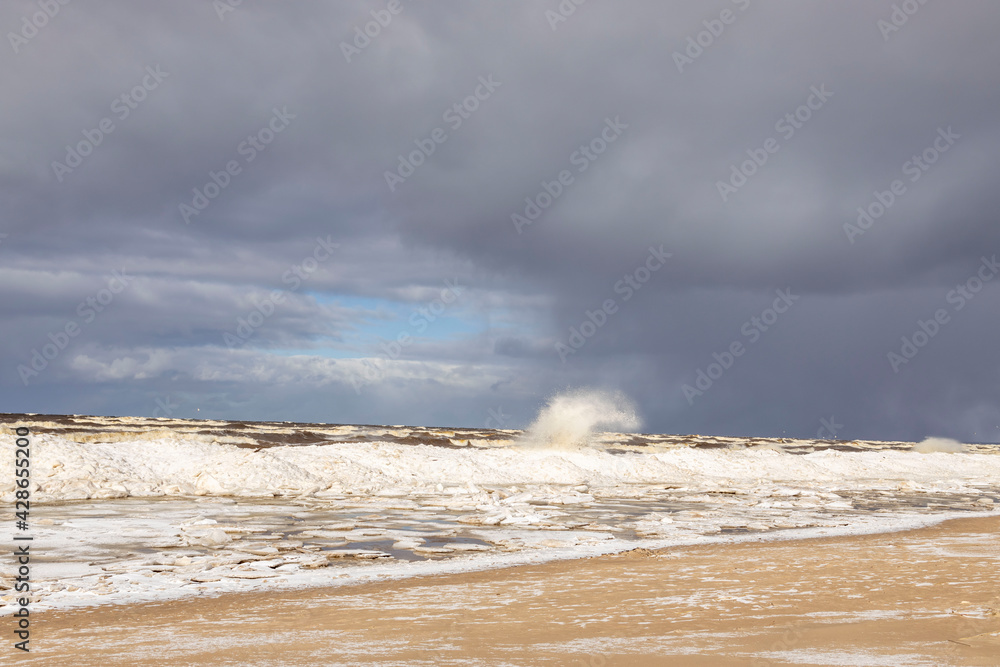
left=3, top=433, right=1000, bottom=503
left=5, top=504, right=998, bottom=614
left=2, top=425, right=998, bottom=614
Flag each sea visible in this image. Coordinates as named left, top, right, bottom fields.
left=2, top=399, right=999, bottom=613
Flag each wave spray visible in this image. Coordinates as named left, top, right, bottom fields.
left=519, top=388, right=641, bottom=449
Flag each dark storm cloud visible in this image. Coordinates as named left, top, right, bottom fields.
left=1, top=0, right=998, bottom=442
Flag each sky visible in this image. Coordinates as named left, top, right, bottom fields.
left=2, top=0, right=999, bottom=442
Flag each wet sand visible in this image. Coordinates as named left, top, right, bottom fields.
left=19, top=515, right=1000, bottom=666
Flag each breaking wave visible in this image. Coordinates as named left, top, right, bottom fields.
left=914, top=437, right=966, bottom=453
left=518, top=388, right=642, bottom=449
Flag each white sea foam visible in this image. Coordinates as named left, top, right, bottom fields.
left=517, top=388, right=641, bottom=449
left=2, top=432, right=998, bottom=502
left=913, top=436, right=966, bottom=453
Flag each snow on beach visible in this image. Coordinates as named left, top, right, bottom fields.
left=5, top=387, right=998, bottom=503
left=1, top=391, right=998, bottom=612
left=3, top=431, right=1000, bottom=503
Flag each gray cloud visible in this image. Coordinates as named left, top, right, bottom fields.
left=2, top=0, right=998, bottom=443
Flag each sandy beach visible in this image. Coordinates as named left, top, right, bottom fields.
left=18, top=514, right=1000, bottom=666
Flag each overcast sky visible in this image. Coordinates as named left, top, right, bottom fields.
left=2, top=0, right=999, bottom=442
